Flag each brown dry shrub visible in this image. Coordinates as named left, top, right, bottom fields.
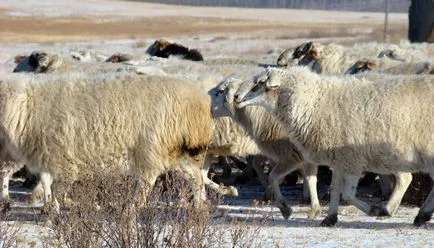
left=44, top=168, right=270, bottom=248
left=0, top=202, right=20, bottom=248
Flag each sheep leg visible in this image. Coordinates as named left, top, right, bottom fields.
left=266, top=162, right=300, bottom=219
left=413, top=172, right=434, bottom=226
left=179, top=163, right=207, bottom=206
left=1, top=168, right=11, bottom=202
left=252, top=155, right=269, bottom=188
left=341, top=174, right=372, bottom=215
left=320, top=169, right=343, bottom=227
left=40, top=172, right=59, bottom=213
left=300, top=163, right=320, bottom=219
left=371, top=172, right=412, bottom=217
left=378, top=175, right=394, bottom=199
left=201, top=155, right=238, bottom=197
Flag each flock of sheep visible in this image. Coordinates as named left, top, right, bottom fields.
left=0, top=38, right=433, bottom=228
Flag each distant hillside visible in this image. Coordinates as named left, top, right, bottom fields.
left=128, top=0, right=410, bottom=12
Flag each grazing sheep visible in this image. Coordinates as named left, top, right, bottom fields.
left=0, top=71, right=229, bottom=208
left=146, top=39, right=204, bottom=61
left=209, top=77, right=321, bottom=219
left=234, top=67, right=433, bottom=226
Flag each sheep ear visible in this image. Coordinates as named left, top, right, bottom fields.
left=159, top=40, right=171, bottom=50
left=14, top=55, right=26, bottom=64
left=310, top=48, right=320, bottom=58
left=106, top=53, right=120, bottom=63
left=366, top=61, right=377, bottom=70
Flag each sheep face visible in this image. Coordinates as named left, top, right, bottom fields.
left=276, top=48, right=298, bottom=67
left=293, top=41, right=320, bottom=66
left=345, top=59, right=377, bottom=74
left=209, top=78, right=241, bottom=118
left=378, top=49, right=406, bottom=62
left=13, top=51, right=53, bottom=73
left=417, top=62, right=434, bottom=74
left=234, top=69, right=280, bottom=111
left=105, top=53, right=133, bottom=63
left=146, top=39, right=173, bottom=55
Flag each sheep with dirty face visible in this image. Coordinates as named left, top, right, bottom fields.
left=0, top=71, right=225, bottom=209
left=209, top=77, right=321, bottom=219
left=234, top=67, right=433, bottom=226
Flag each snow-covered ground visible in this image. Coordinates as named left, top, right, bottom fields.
left=0, top=1, right=431, bottom=247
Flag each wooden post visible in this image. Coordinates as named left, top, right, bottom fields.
left=383, top=0, right=390, bottom=42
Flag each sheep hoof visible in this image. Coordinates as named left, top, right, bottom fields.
left=228, top=186, right=238, bottom=197
left=279, top=204, right=292, bottom=220
left=263, top=188, right=272, bottom=202
left=307, top=208, right=321, bottom=220
left=413, top=212, right=432, bottom=227
left=320, top=214, right=337, bottom=227
left=369, top=205, right=390, bottom=217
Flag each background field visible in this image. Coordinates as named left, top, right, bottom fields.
left=0, top=1, right=432, bottom=247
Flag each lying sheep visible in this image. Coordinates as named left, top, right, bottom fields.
left=0, top=71, right=229, bottom=209
left=346, top=58, right=433, bottom=75
left=146, top=39, right=204, bottom=61
left=235, top=67, right=433, bottom=226
left=209, top=77, right=321, bottom=219
left=70, top=50, right=109, bottom=62
left=13, top=51, right=127, bottom=74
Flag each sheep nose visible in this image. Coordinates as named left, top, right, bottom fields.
left=234, top=94, right=240, bottom=102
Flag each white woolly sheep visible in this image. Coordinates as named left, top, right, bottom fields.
left=209, top=77, right=321, bottom=219
left=346, top=58, right=433, bottom=75
left=70, top=50, right=109, bottom=62
left=235, top=67, right=433, bottom=226
left=286, top=41, right=431, bottom=74
left=0, top=71, right=229, bottom=209
left=13, top=51, right=127, bottom=74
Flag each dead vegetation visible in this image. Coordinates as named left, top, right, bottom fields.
left=42, top=169, right=270, bottom=248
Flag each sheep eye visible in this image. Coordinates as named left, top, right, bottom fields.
left=251, top=83, right=261, bottom=92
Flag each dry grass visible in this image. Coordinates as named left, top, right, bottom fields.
left=43, top=169, right=270, bottom=248
left=0, top=202, right=20, bottom=248
left=0, top=10, right=405, bottom=44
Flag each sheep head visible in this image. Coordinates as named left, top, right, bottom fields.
left=13, top=51, right=62, bottom=73
left=345, top=59, right=377, bottom=74
left=209, top=77, right=243, bottom=118
left=417, top=62, right=434, bottom=74
left=234, top=68, right=282, bottom=110
left=145, top=39, right=174, bottom=55
left=378, top=49, right=406, bottom=62
left=277, top=48, right=298, bottom=67
left=105, top=53, right=133, bottom=63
